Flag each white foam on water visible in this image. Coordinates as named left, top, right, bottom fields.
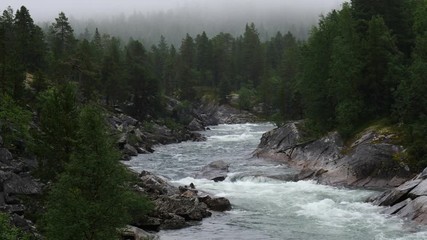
left=172, top=176, right=427, bottom=239
left=127, top=123, right=427, bottom=239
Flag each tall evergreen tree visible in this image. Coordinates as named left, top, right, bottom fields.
left=151, top=35, right=169, bottom=93
left=279, top=31, right=301, bottom=121
left=49, top=12, right=76, bottom=61
left=329, top=3, right=364, bottom=136
left=35, top=83, right=79, bottom=180
left=195, top=31, right=213, bottom=87
left=14, top=6, right=45, bottom=72
left=351, top=0, right=414, bottom=56
left=298, top=11, right=339, bottom=132
left=44, top=106, right=136, bottom=240
left=177, top=34, right=197, bottom=100
left=360, top=16, right=402, bottom=117
left=212, top=32, right=234, bottom=103
left=125, top=39, right=161, bottom=119
left=101, top=37, right=124, bottom=105
left=242, top=23, right=263, bottom=87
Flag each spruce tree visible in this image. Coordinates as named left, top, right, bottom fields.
left=44, top=106, right=134, bottom=240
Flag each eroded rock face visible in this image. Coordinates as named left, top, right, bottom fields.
left=254, top=122, right=410, bottom=188
left=213, top=105, right=258, bottom=124
left=369, top=172, right=427, bottom=225
left=0, top=141, right=42, bottom=237
left=187, top=118, right=205, bottom=131
left=254, top=122, right=427, bottom=224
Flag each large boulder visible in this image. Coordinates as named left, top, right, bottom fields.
left=137, top=171, right=178, bottom=196
left=134, top=170, right=233, bottom=231
left=154, top=195, right=211, bottom=221
left=200, top=196, right=232, bottom=212
left=0, top=148, right=13, bottom=163
left=187, top=118, right=205, bottom=131
left=195, top=160, right=229, bottom=182
left=253, top=121, right=303, bottom=160
left=1, top=171, right=42, bottom=196
left=121, top=225, right=159, bottom=240
left=124, top=144, right=138, bottom=157
left=158, top=214, right=188, bottom=230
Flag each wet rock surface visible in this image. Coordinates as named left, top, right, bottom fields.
left=108, top=110, right=207, bottom=161
left=369, top=170, right=427, bottom=225
left=253, top=121, right=427, bottom=225
left=133, top=170, right=231, bottom=231
left=254, top=122, right=411, bottom=188
left=195, top=160, right=230, bottom=182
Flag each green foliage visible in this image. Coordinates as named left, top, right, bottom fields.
left=48, top=12, right=76, bottom=60
left=2, top=3, right=427, bottom=171
left=43, top=105, right=152, bottom=240
left=0, top=94, right=32, bottom=150
left=162, top=118, right=185, bottom=131
left=336, top=99, right=364, bottom=138
left=34, top=83, right=79, bottom=181
left=125, top=39, right=162, bottom=120
left=238, top=86, right=256, bottom=111
left=0, top=213, right=30, bottom=240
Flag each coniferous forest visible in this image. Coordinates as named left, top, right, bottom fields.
left=1, top=0, right=427, bottom=238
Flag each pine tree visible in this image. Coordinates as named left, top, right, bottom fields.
left=195, top=31, right=213, bottom=87
left=44, top=106, right=137, bottom=240
left=125, top=39, right=161, bottom=119
left=360, top=16, right=402, bottom=117
left=242, top=23, right=263, bottom=87
left=35, top=83, right=79, bottom=181
left=49, top=12, right=76, bottom=60
left=0, top=7, right=14, bottom=94
left=178, top=34, right=197, bottom=100
left=101, top=37, right=124, bottom=105
left=14, top=6, right=45, bottom=72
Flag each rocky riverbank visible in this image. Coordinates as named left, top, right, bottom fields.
left=113, top=99, right=259, bottom=160
left=131, top=170, right=231, bottom=232
left=253, top=121, right=427, bottom=225
left=254, top=121, right=412, bottom=188
left=0, top=100, right=250, bottom=237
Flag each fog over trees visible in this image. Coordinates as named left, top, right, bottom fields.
left=2, top=0, right=345, bottom=45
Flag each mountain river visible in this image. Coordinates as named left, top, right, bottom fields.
left=125, top=123, right=427, bottom=240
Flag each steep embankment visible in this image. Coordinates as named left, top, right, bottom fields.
left=0, top=100, right=255, bottom=236
left=254, top=121, right=411, bottom=188
left=254, top=121, right=427, bottom=224
left=0, top=140, right=43, bottom=237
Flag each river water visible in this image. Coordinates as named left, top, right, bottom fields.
left=125, top=123, right=427, bottom=240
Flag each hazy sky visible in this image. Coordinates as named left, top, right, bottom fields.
left=2, top=0, right=346, bottom=22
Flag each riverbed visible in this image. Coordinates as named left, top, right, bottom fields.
left=125, top=123, right=427, bottom=240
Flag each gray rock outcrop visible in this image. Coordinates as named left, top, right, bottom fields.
left=254, top=122, right=411, bottom=188
left=0, top=144, right=42, bottom=236
left=195, top=160, right=230, bottom=182
left=121, top=225, right=159, bottom=240
left=369, top=169, right=427, bottom=225
left=108, top=110, right=206, bottom=161
left=133, top=170, right=231, bottom=231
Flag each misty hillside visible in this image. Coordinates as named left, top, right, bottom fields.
left=10, top=0, right=345, bottom=45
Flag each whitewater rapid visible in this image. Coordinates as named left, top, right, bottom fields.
left=125, top=123, right=427, bottom=240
